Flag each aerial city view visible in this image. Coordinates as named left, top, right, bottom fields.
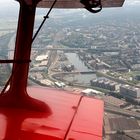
left=0, top=0, right=140, bottom=139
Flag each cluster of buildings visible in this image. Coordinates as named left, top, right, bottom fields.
left=29, top=51, right=50, bottom=86
left=78, top=52, right=111, bottom=70
left=32, top=51, right=49, bottom=67
left=90, top=79, right=120, bottom=91
left=58, top=53, right=67, bottom=61
left=61, top=63, right=74, bottom=72
left=30, top=52, right=49, bottom=72
left=90, top=77, right=140, bottom=102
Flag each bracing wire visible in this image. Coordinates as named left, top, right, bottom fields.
left=32, top=0, right=57, bottom=42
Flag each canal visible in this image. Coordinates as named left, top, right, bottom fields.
left=65, top=53, right=96, bottom=85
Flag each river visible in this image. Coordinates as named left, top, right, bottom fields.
left=65, top=53, right=90, bottom=72
left=65, top=53, right=96, bottom=85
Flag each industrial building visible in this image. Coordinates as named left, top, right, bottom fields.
left=120, top=85, right=140, bottom=99
left=90, top=79, right=120, bottom=91
left=103, top=96, right=128, bottom=108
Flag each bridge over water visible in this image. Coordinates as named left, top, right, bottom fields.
left=6, top=47, right=120, bottom=53
left=52, top=71, right=96, bottom=75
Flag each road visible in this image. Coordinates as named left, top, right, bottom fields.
left=105, top=105, right=140, bottom=120
left=106, top=129, right=140, bottom=135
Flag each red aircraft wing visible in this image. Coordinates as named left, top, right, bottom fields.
left=0, top=87, right=104, bottom=140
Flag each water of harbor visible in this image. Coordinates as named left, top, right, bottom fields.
left=65, top=53, right=96, bottom=85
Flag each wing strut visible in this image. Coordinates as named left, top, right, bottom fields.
left=0, top=0, right=54, bottom=112
left=0, top=0, right=57, bottom=96
left=33, top=0, right=57, bottom=42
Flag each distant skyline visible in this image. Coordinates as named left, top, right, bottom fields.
left=125, top=0, right=140, bottom=5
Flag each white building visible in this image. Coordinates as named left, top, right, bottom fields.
left=54, top=82, right=66, bottom=88
left=35, top=54, right=48, bottom=61
left=81, top=88, right=104, bottom=96
left=40, top=79, right=54, bottom=86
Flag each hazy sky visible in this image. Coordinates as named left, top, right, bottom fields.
left=125, top=0, right=140, bottom=5
left=0, top=0, right=18, bottom=7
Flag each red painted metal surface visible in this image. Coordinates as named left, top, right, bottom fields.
left=0, top=87, right=104, bottom=140
left=66, top=97, right=104, bottom=140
